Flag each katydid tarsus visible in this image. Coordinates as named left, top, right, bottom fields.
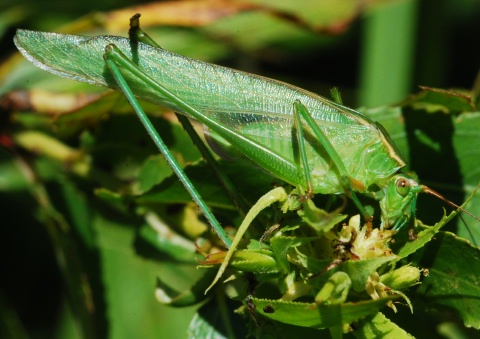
left=14, top=14, right=479, bottom=289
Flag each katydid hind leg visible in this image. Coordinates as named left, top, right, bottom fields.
left=127, top=13, right=252, bottom=217
left=103, top=45, right=232, bottom=248
left=293, top=100, right=372, bottom=221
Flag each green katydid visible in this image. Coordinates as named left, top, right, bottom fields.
left=13, top=15, right=477, bottom=247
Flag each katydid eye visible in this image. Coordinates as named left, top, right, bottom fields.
left=395, top=177, right=410, bottom=196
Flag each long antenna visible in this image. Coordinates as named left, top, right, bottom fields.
left=421, top=185, right=480, bottom=222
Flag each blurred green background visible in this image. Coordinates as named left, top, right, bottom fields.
left=1, top=0, right=479, bottom=338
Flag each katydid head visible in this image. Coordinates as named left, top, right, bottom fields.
left=380, top=174, right=480, bottom=230
left=380, top=174, right=423, bottom=230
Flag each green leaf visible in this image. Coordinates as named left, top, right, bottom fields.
left=314, top=271, right=351, bottom=305
left=411, top=231, right=480, bottom=329
left=138, top=158, right=277, bottom=209
left=253, top=296, right=396, bottom=329
left=223, top=0, right=362, bottom=30
left=342, top=256, right=397, bottom=292
left=452, top=112, right=480, bottom=240
left=155, top=270, right=215, bottom=307
left=137, top=154, right=173, bottom=194
left=396, top=211, right=457, bottom=259
left=354, top=312, right=414, bottom=339
left=138, top=222, right=196, bottom=263
left=402, top=87, right=476, bottom=114
left=55, top=176, right=95, bottom=249
left=93, top=211, right=199, bottom=338
left=201, top=249, right=279, bottom=275
left=297, top=199, right=347, bottom=234
left=137, top=161, right=236, bottom=209
left=187, top=297, right=246, bottom=339
left=0, top=154, right=29, bottom=191
left=270, top=236, right=317, bottom=273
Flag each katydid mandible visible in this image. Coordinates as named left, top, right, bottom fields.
left=13, top=16, right=475, bottom=238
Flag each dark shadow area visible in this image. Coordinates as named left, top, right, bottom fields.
left=0, top=190, right=63, bottom=338
left=403, top=108, right=464, bottom=233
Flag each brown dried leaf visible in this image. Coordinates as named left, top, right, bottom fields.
left=1, top=89, right=106, bottom=115
left=104, top=0, right=258, bottom=31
